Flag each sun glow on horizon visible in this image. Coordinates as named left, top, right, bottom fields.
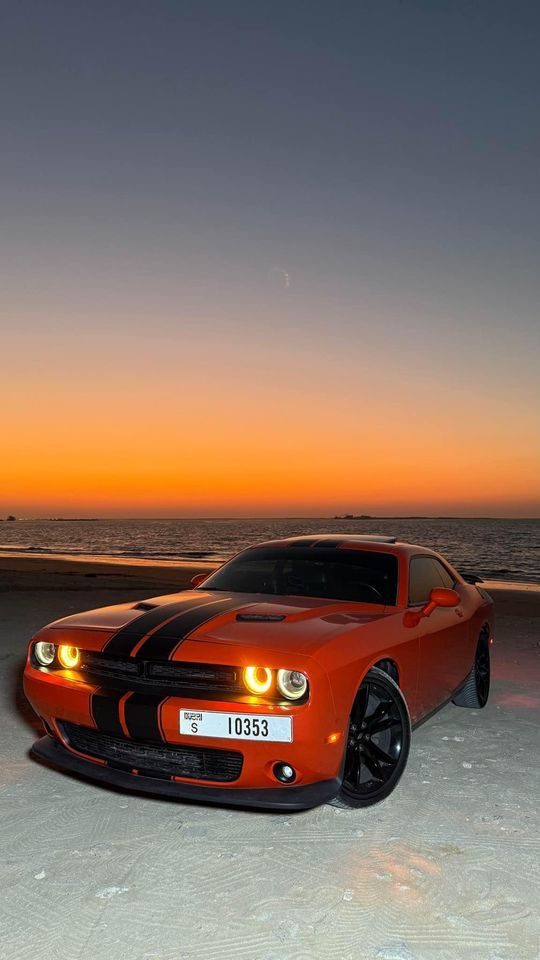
left=1, top=323, right=538, bottom=519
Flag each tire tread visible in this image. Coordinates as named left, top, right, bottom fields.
left=452, top=631, right=490, bottom=709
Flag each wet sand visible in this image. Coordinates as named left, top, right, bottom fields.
left=1, top=555, right=539, bottom=959
left=0, top=551, right=216, bottom=593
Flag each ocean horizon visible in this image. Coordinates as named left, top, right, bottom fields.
left=0, top=517, right=538, bottom=584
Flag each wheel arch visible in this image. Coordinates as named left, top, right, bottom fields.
left=335, top=655, right=404, bottom=738
left=371, top=657, right=400, bottom=686
left=344, top=657, right=402, bottom=720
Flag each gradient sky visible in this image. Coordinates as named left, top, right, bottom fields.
left=1, top=1, right=539, bottom=517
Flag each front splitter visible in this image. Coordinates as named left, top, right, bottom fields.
left=31, top=736, right=341, bottom=811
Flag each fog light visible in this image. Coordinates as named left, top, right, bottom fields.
left=34, top=641, right=56, bottom=666
left=273, top=762, right=296, bottom=784
left=58, top=645, right=80, bottom=669
left=244, top=665, right=273, bottom=695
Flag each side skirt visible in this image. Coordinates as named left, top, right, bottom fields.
left=411, top=678, right=468, bottom=732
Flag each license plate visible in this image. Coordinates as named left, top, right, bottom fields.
left=179, top=709, right=292, bottom=742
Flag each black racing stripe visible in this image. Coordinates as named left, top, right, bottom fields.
left=102, top=595, right=215, bottom=657
left=123, top=693, right=164, bottom=742
left=133, top=596, right=243, bottom=661
left=91, top=689, right=124, bottom=737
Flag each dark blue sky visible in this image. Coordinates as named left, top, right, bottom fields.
left=1, top=1, right=539, bottom=515
left=3, top=1, right=539, bottom=330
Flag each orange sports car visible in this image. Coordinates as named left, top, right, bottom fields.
left=24, top=536, right=493, bottom=810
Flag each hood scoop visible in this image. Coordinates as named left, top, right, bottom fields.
left=235, top=613, right=286, bottom=622
left=133, top=602, right=158, bottom=611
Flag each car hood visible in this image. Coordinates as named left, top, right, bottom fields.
left=43, top=589, right=391, bottom=656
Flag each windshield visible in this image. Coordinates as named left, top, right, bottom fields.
left=202, top=547, right=398, bottom=605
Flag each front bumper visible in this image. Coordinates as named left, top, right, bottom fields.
left=31, top=735, right=341, bottom=810
left=24, top=652, right=345, bottom=797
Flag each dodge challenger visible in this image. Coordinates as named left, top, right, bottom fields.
left=24, top=535, right=493, bottom=810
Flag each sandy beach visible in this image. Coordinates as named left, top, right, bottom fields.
left=1, top=555, right=539, bottom=959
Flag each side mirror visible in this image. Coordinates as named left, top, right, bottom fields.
left=404, top=587, right=460, bottom=627
left=191, top=573, right=209, bottom=589
left=428, top=587, right=460, bottom=609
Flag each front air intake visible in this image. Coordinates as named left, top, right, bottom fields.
left=59, top=721, right=243, bottom=782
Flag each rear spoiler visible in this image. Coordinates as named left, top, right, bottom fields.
left=461, top=572, right=484, bottom=584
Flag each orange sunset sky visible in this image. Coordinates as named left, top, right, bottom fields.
left=1, top=4, right=539, bottom=519
left=2, top=311, right=539, bottom=518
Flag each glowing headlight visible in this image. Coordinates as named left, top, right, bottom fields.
left=34, top=641, right=56, bottom=666
left=243, top=665, right=273, bottom=695
left=57, top=645, right=80, bottom=669
left=277, top=669, right=308, bottom=700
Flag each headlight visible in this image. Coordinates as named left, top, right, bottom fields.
left=57, top=645, right=80, bottom=669
left=243, top=665, right=273, bottom=695
left=34, top=641, right=56, bottom=666
left=277, top=669, right=308, bottom=700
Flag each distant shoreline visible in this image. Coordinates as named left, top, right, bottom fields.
left=2, top=516, right=539, bottom=522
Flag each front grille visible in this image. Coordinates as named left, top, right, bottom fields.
left=59, top=721, right=243, bottom=782
left=82, top=653, right=140, bottom=679
left=147, top=661, right=240, bottom=690
left=80, top=652, right=241, bottom=694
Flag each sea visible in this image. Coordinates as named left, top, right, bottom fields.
left=0, top=517, right=538, bottom=584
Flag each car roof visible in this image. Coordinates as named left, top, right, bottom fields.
left=247, top=535, right=444, bottom=559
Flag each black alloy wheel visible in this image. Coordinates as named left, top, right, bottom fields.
left=453, top=629, right=491, bottom=708
left=332, top=666, right=411, bottom=808
left=475, top=635, right=490, bottom=705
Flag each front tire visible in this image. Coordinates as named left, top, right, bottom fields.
left=331, top=666, right=411, bottom=809
left=452, top=629, right=490, bottom=708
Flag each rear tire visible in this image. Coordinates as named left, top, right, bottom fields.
left=452, top=629, right=490, bottom=708
left=330, top=666, right=411, bottom=809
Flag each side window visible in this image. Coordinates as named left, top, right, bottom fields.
left=408, top=557, right=454, bottom=605
left=433, top=560, right=455, bottom=589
